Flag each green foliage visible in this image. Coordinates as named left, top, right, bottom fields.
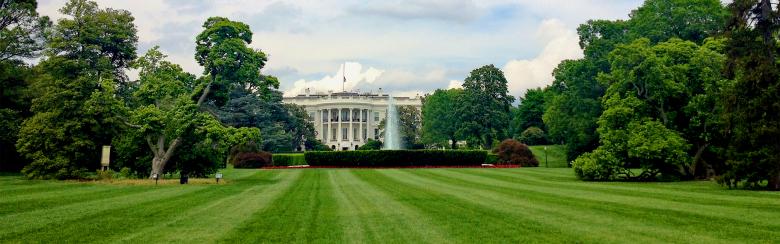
left=0, top=0, right=51, bottom=61
left=421, top=88, right=463, bottom=148
left=459, top=64, right=514, bottom=149
left=510, top=88, right=549, bottom=139
left=484, top=153, right=500, bottom=164
left=494, top=139, right=538, bottom=167
left=15, top=0, right=136, bottom=179
left=357, top=139, right=382, bottom=150
left=216, top=89, right=316, bottom=152
left=627, top=0, right=728, bottom=44
left=519, top=127, right=546, bottom=146
left=0, top=61, right=34, bottom=171
left=718, top=0, right=780, bottom=190
left=195, top=16, right=274, bottom=106
left=304, top=150, right=487, bottom=167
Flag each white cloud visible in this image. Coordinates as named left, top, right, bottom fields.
left=502, top=19, right=583, bottom=98
left=284, top=62, right=384, bottom=96
left=447, top=80, right=463, bottom=89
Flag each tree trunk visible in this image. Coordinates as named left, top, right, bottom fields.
left=450, top=136, right=457, bottom=149
left=147, top=76, right=214, bottom=178
left=690, top=143, right=710, bottom=178
left=148, top=138, right=181, bottom=178
left=769, top=171, right=780, bottom=191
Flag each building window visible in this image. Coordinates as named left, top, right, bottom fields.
left=331, top=128, right=336, bottom=141
left=374, top=129, right=379, bottom=139
left=353, top=128, right=359, bottom=141
left=308, top=112, right=315, bottom=121
left=363, top=128, right=367, bottom=140
left=322, top=112, right=328, bottom=122
left=323, top=126, right=328, bottom=141
left=342, top=128, right=348, bottom=140
left=374, top=112, right=379, bottom=122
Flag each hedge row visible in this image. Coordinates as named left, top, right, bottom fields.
left=272, top=154, right=306, bottom=166
left=304, top=150, right=487, bottom=167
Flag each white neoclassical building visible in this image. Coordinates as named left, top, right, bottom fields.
left=283, top=89, right=422, bottom=151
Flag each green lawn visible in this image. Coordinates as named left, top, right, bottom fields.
left=1, top=168, right=778, bottom=243
left=530, top=145, right=568, bottom=168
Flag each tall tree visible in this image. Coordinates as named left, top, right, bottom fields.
left=509, top=87, right=549, bottom=139
left=15, top=0, right=135, bottom=179
left=0, top=0, right=50, bottom=61
left=146, top=16, right=273, bottom=177
left=421, top=88, right=463, bottom=149
left=719, top=0, right=780, bottom=190
left=460, top=64, right=514, bottom=149
left=572, top=38, right=727, bottom=181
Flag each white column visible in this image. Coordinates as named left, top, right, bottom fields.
left=349, top=108, right=354, bottom=145
left=337, top=108, right=342, bottom=147
left=359, top=109, right=363, bottom=143
left=319, top=109, right=324, bottom=141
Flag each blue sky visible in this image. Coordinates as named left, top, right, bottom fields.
left=38, top=0, right=647, bottom=98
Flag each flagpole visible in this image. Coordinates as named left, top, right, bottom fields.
left=342, top=62, right=346, bottom=92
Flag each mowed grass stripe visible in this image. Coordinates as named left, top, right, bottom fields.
left=219, top=169, right=344, bottom=243
left=356, top=169, right=571, bottom=243
left=329, top=170, right=448, bottom=243
left=456, top=169, right=780, bottom=225
left=0, top=186, right=152, bottom=216
left=0, top=185, right=205, bottom=241
left=117, top=170, right=302, bottom=243
left=427, top=169, right=779, bottom=242
left=410, top=169, right=730, bottom=243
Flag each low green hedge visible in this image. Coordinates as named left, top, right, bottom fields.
left=304, top=150, right=487, bottom=167
left=485, top=153, right=500, bottom=164
left=272, top=154, right=306, bottom=166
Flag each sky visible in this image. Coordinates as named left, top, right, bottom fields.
left=37, top=0, right=647, bottom=99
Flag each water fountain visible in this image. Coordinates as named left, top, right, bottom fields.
left=383, top=96, right=402, bottom=150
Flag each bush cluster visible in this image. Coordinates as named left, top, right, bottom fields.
left=231, top=151, right=272, bottom=168
left=272, top=154, right=306, bottom=166
left=494, top=139, right=539, bottom=167
left=304, top=150, right=486, bottom=167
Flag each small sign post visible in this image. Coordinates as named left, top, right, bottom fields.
left=215, top=173, right=223, bottom=184
left=100, top=146, right=111, bottom=171
left=544, top=146, right=549, bottom=168
left=152, top=173, right=159, bottom=185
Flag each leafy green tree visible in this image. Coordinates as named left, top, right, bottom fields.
left=459, top=64, right=514, bottom=149
left=718, top=0, right=780, bottom=190
left=421, top=88, right=463, bottom=148
left=519, top=127, right=546, bottom=146
left=140, top=17, right=272, bottom=178
left=0, top=0, right=50, bottom=61
left=627, top=0, right=728, bottom=44
left=509, top=87, right=549, bottom=139
left=216, top=89, right=316, bottom=152
left=15, top=0, right=135, bottom=179
left=573, top=38, right=726, bottom=181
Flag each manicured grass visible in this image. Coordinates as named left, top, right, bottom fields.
left=530, top=145, right=568, bottom=168
left=1, top=168, right=778, bottom=243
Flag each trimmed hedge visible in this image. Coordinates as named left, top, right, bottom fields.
left=485, top=153, right=500, bottom=164
left=272, top=154, right=306, bottom=166
left=304, top=150, right=486, bottom=167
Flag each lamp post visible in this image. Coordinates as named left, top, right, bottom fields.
left=544, top=146, right=548, bottom=168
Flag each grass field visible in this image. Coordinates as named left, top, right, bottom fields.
left=529, top=145, right=567, bottom=168
left=1, top=168, right=779, bottom=243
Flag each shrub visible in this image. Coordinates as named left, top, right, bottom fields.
left=358, top=139, right=382, bottom=150
left=272, top=154, right=306, bottom=166
left=519, top=127, right=547, bottom=145
left=231, top=151, right=272, bottom=168
left=304, top=150, right=486, bottom=167
left=572, top=149, right=623, bottom=181
left=494, top=139, right=538, bottom=167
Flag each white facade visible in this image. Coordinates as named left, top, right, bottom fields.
left=283, top=90, right=422, bottom=151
